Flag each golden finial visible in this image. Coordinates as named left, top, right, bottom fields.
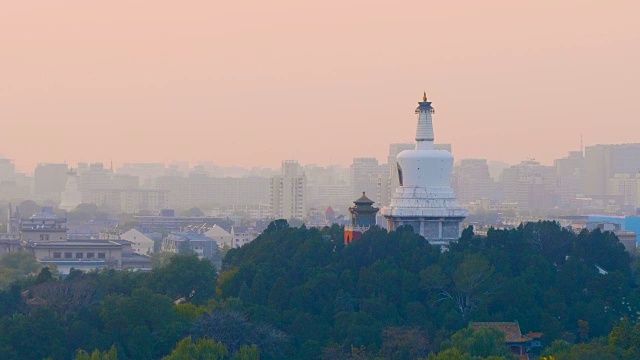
left=422, top=91, right=427, bottom=102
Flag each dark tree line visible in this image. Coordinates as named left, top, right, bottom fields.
left=0, top=220, right=637, bottom=359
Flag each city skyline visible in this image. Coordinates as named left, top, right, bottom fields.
left=1, top=1, right=639, bottom=172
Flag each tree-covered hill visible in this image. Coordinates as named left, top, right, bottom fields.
left=0, top=220, right=638, bottom=359
left=219, top=221, right=638, bottom=358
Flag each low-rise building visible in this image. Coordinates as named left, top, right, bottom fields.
left=120, top=228, right=155, bottom=255
left=204, top=225, right=233, bottom=248
left=134, top=210, right=230, bottom=233
left=161, top=231, right=221, bottom=263
left=231, top=226, right=261, bottom=248
left=19, top=207, right=67, bottom=243
left=26, top=240, right=123, bottom=274
left=9, top=206, right=151, bottom=274
left=587, top=215, right=640, bottom=246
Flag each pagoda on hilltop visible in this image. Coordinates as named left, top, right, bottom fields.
left=381, top=92, right=468, bottom=247
left=344, top=192, right=379, bottom=244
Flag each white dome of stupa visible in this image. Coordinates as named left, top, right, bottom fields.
left=381, top=93, right=468, bottom=246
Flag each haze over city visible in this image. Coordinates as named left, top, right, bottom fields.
left=2, top=1, right=639, bottom=172
left=4, top=1, right=640, bottom=360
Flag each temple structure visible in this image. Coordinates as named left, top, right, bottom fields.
left=344, top=192, right=379, bottom=244
left=381, top=93, right=468, bottom=247
left=59, top=170, right=82, bottom=211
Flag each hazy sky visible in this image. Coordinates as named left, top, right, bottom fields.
left=1, top=1, right=639, bottom=172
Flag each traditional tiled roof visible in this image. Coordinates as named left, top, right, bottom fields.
left=470, top=322, right=532, bottom=344
left=354, top=192, right=374, bottom=205
left=526, top=332, right=544, bottom=339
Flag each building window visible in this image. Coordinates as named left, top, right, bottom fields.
left=40, top=234, right=50, bottom=241
left=98, top=253, right=106, bottom=259
left=64, top=252, right=72, bottom=259
left=87, top=253, right=95, bottom=258
left=76, top=252, right=83, bottom=259
left=53, top=252, right=61, bottom=259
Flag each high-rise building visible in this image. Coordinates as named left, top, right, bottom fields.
left=554, top=151, right=585, bottom=207
left=0, top=159, right=31, bottom=202
left=608, top=174, right=640, bottom=208
left=34, top=163, right=69, bottom=199
left=455, top=159, right=496, bottom=204
left=501, top=160, right=557, bottom=210
left=381, top=93, right=468, bottom=246
left=118, top=163, right=167, bottom=188
left=305, top=164, right=351, bottom=209
left=0, top=158, right=16, bottom=183
left=270, top=160, right=307, bottom=220
left=350, top=158, right=386, bottom=203
left=585, top=144, right=640, bottom=195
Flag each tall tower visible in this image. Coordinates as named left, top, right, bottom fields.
left=381, top=93, right=468, bottom=247
left=269, top=160, right=307, bottom=220
left=59, top=170, right=82, bottom=211
left=344, top=192, right=379, bottom=244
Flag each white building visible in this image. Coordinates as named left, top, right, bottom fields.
left=120, top=228, right=155, bottom=255
left=60, top=171, right=82, bottom=211
left=381, top=93, right=468, bottom=246
left=204, top=225, right=233, bottom=248
left=270, top=160, right=307, bottom=220
left=231, top=226, right=261, bottom=248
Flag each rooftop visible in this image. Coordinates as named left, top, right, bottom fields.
left=470, top=322, right=532, bottom=344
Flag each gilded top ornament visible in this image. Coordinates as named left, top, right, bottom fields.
left=422, top=91, right=427, bottom=102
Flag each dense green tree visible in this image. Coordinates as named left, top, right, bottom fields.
left=147, top=253, right=218, bottom=304
left=192, top=310, right=288, bottom=359
left=441, top=327, right=513, bottom=359
left=67, top=203, right=111, bottom=221
left=0, top=251, right=46, bottom=288
left=421, top=254, right=498, bottom=322
left=267, top=277, right=289, bottom=310
left=0, top=307, right=67, bottom=360
left=0, top=220, right=637, bottom=360
left=75, top=346, right=118, bottom=360
left=99, top=288, right=188, bottom=359
left=162, top=337, right=228, bottom=360
left=181, top=207, right=205, bottom=217
left=18, top=200, right=41, bottom=217
left=232, top=345, right=260, bottom=360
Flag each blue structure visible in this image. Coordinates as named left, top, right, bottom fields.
left=587, top=215, right=640, bottom=245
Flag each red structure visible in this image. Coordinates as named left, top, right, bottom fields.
left=344, top=192, right=379, bottom=244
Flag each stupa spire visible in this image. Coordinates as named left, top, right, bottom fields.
left=415, top=92, right=435, bottom=149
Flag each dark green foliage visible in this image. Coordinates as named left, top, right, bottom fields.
left=192, top=310, right=288, bottom=359
left=442, top=327, right=513, bottom=358
left=98, top=288, right=188, bottom=359
left=147, top=253, right=218, bottom=304
left=219, top=220, right=638, bottom=358
left=162, top=337, right=228, bottom=360
left=0, top=220, right=636, bottom=359
left=75, top=346, right=118, bottom=360
left=0, top=307, right=67, bottom=360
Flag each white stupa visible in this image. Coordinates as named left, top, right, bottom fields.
left=381, top=93, right=468, bottom=246
left=59, top=170, right=82, bottom=211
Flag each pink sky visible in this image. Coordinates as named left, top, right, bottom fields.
left=1, top=1, right=639, bottom=172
